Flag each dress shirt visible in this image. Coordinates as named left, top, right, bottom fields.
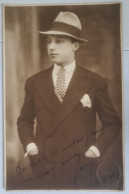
left=52, top=60, right=76, bottom=91
left=24, top=60, right=100, bottom=158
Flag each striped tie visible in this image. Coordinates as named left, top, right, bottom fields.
left=55, top=67, right=66, bottom=103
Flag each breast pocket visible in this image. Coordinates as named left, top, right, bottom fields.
left=79, top=102, right=91, bottom=113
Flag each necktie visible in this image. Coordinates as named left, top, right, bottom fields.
left=55, top=67, right=66, bottom=103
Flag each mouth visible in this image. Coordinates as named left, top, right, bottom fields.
left=50, top=53, right=59, bottom=56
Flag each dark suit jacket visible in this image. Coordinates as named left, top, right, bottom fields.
left=17, top=65, right=121, bottom=188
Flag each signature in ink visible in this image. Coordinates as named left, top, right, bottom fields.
left=16, top=161, right=27, bottom=175
left=62, top=137, right=84, bottom=152
left=16, top=127, right=118, bottom=187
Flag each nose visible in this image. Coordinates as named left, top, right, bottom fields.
left=48, top=41, right=56, bottom=50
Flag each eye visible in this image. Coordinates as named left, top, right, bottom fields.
left=46, top=38, right=51, bottom=44
left=55, top=38, right=64, bottom=44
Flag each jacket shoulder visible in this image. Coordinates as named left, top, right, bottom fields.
left=78, top=65, right=105, bottom=81
left=78, top=65, right=107, bottom=89
left=26, top=66, right=52, bottom=83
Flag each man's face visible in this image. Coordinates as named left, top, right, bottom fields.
left=46, top=35, right=79, bottom=66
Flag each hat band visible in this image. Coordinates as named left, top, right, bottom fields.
left=50, top=21, right=81, bottom=38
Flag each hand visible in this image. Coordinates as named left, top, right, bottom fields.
left=85, top=149, right=97, bottom=158
left=28, top=147, right=38, bottom=155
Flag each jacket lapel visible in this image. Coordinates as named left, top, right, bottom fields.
left=48, top=66, right=96, bottom=136
left=35, top=66, right=61, bottom=115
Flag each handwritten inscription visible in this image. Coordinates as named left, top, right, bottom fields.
left=62, top=137, right=83, bottom=152
left=16, top=157, right=121, bottom=189
left=15, top=129, right=121, bottom=188
left=16, top=161, right=27, bottom=175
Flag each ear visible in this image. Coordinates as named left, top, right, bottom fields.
left=73, top=42, right=80, bottom=52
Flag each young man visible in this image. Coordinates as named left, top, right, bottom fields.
left=17, top=12, right=121, bottom=189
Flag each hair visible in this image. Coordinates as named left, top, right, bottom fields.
left=69, top=36, right=80, bottom=43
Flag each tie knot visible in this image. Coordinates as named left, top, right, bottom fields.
left=58, top=67, right=65, bottom=74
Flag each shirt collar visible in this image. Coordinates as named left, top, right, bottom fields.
left=53, top=60, right=76, bottom=74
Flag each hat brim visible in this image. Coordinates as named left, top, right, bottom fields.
left=39, top=30, right=88, bottom=43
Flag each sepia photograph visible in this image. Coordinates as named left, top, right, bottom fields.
left=4, top=2, right=123, bottom=190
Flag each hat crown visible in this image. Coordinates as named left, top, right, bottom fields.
left=39, top=11, right=88, bottom=43
left=54, top=12, right=82, bottom=30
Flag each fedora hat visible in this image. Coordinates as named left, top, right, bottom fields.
left=39, top=11, right=88, bottom=43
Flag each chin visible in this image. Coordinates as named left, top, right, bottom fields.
left=51, top=60, right=61, bottom=65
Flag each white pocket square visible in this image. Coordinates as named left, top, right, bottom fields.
left=80, top=94, right=91, bottom=108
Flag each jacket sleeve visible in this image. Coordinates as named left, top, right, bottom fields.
left=92, top=77, right=121, bottom=156
left=17, top=78, right=36, bottom=150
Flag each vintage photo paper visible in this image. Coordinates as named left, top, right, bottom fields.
left=4, top=2, right=123, bottom=190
